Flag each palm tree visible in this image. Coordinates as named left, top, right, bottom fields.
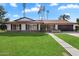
left=46, top=10, right=49, bottom=20
left=23, top=3, right=26, bottom=17
left=59, top=14, right=70, bottom=21
left=38, top=4, right=45, bottom=20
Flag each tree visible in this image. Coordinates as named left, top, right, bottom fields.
left=0, top=24, right=7, bottom=30
left=38, top=4, right=45, bottom=20
left=0, top=5, right=9, bottom=30
left=46, top=10, right=49, bottom=20
left=23, top=3, right=26, bottom=17
left=76, top=18, right=79, bottom=31
left=4, top=18, right=9, bottom=22
left=77, top=18, right=79, bottom=25
left=59, top=14, right=70, bottom=21
left=0, top=5, right=7, bottom=22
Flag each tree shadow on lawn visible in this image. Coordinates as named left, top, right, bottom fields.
left=0, top=32, right=46, bottom=37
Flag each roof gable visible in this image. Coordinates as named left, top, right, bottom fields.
left=15, top=17, right=34, bottom=21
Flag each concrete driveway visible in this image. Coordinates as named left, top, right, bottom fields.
left=66, top=32, right=79, bottom=37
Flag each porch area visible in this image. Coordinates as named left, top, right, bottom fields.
left=6, top=24, right=40, bottom=32
left=6, top=23, right=76, bottom=32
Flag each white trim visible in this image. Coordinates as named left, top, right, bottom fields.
left=16, top=25, right=20, bottom=30
left=55, top=24, right=58, bottom=30
left=73, top=24, right=79, bottom=30
left=38, top=24, right=40, bottom=31
left=6, top=24, right=11, bottom=31
left=21, top=24, right=26, bottom=31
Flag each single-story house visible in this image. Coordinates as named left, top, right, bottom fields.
left=5, top=17, right=78, bottom=32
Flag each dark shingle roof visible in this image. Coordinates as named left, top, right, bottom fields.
left=6, top=18, right=76, bottom=25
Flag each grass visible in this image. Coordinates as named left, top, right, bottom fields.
left=0, top=32, right=69, bottom=56
left=55, top=33, right=79, bottom=49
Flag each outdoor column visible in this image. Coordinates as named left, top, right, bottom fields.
left=6, top=24, right=11, bottom=31
left=38, top=24, right=40, bottom=31
left=21, top=24, right=26, bottom=31
left=55, top=24, right=58, bottom=30
left=73, top=24, right=76, bottom=31
left=16, top=25, right=20, bottom=31
left=45, top=25, right=47, bottom=31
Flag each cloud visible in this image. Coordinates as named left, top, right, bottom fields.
left=22, top=4, right=40, bottom=13
left=58, top=4, right=79, bottom=10
left=64, top=13, right=70, bottom=15
left=9, top=3, right=17, bottom=7
left=13, top=14, right=19, bottom=17
left=50, top=3, right=58, bottom=6
left=22, top=7, right=39, bottom=13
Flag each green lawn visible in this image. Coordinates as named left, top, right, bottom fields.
left=55, top=33, right=79, bottom=49
left=0, top=32, right=69, bottom=56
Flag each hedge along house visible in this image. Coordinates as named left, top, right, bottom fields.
left=5, top=17, right=78, bottom=32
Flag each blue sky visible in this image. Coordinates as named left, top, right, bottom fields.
left=0, top=3, right=79, bottom=22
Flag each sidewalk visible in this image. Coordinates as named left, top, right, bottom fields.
left=48, top=33, right=79, bottom=56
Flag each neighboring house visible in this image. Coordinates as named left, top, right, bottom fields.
left=5, top=17, right=77, bottom=32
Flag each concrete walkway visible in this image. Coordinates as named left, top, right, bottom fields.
left=48, top=33, right=79, bottom=56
